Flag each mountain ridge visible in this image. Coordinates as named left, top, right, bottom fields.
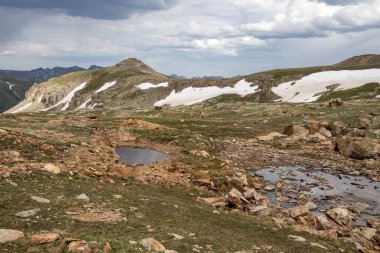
left=0, top=65, right=102, bottom=112
left=5, top=55, right=380, bottom=113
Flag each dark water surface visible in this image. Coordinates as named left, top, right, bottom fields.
left=116, top=147, right=167, bottom=165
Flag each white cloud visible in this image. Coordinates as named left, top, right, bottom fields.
left=0, top=0, right=379, bottom=76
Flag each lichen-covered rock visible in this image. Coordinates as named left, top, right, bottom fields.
left=336, top=137, right=377, bottom=159
left=140, top=238, right=166, bottom=252
left=0, top=229, right=24, bottom=243
left=284, top=123, right=308, bottom=139
left=330, top=121, right=347, bottom=136
left=325, top=207, right=352, bottom=228
left=31, top=233, right=60, bottom=245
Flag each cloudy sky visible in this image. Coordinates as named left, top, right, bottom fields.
left=0, top=0, right=379, bottom=77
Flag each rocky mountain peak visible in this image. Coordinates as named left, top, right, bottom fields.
left=111, top=58, right=162, bottom=76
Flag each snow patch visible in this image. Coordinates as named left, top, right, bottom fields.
left=76, top=98, right=92, bottom=110
left=6, top=82, right=14, bottom=90
left=41, top=82, right=87, bottom=111
left=137, top=82, right=169, bottom=90
left=89, top=103, right=101, bottom=109
left=11, top=103, right=32, bottom=114
left=154, top=79, right=259, bottom=107
left=95, top=81, right=117, bottom=93
left=272, top=69, right=380, bottom=103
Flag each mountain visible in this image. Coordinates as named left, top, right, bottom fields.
left=170, top=74, right=224, bottom=79
left=0, top=65, right=102, bottom=112
left=1, top=65, right=103, bottom=84
left=6, top=55, right=380, bottom=113
left=0, top=73, right=32, bottom=112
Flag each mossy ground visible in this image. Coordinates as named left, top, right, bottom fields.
left=1, top=100, right=379, bottom=252
left=0, top=171, right=350, bottom=253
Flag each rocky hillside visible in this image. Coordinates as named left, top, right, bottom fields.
left=0, top=65, right=102, bottom=113
left=6, top=55, right=380, bottom=113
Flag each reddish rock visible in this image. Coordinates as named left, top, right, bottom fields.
left=31, top=233, right=60, bottom=245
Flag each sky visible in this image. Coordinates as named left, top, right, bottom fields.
left=0, top=0, right=379, bottom=77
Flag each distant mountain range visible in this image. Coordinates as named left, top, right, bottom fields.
left=0, top=65, right=102, bottom=112
left=5, top=54, right=380, bottom=114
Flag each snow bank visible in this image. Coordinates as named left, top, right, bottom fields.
left=11, top=103, right=32, bottom=114
left=95, top=81, right=117, bottom=93
left=76, top=98, right=92, bottom=110
left=41, top=82, right=87, bottom=111
left=89, top=103, right=100, bottom=109
left=137, top=82, right=169, bottom=90
left=154, top=79, right=259, bottom=107
left=272, top=69, right=380, bottom=103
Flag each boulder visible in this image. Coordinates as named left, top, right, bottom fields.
left=361, top=227, right=377, bottom=240
left=306, top=132, right=327, bottom=143
left=257, top=132, right=285, bottom=141
left=336, top=137, right=377, bottom=159
left=319, top=127, right=332, bottom=138
left=306, top=120, right=321, bottom=134
left=202, top=197, right=228, bottom=209
left=284, top=123, right=308, bottom=139
left=76, top=193, right=90, bottom=202
left=351, top=117, right=371, bottom=129
left=325, top=207, right=352, bottom=227
left=350, top=128, right=366, bottom=137
left=31, top=196, right=50, bottom=204
left=367, top=219, right=380, bottom=229
left=31, top=233, right=60, bottom=245
left=243, top=188, right=268, bottom=205
left=328, top=98, right=343, bottom=107
left=0, top=229, right=24, bottom=243
left=140, top=238, right=166, bottom=252
left=1, top=150, right=21, bottom=159
left=289, top=205, right=309, bottom=218
left=15, top=209, right=40, bottom=218
left=248, top=205, right=270, bottom=216
left=288, top=235, right=306, bottom=242
left=233, top=174, right=248, bottom=186
left=330, top=121, right=346, bottom=136
left=190, top=150, right=210, bottom=158
left=314, top=215, right=335, bottom=230
left=42, top=163, right=61, bottom=174
left=67, top=240, right=91, bottom=253
left=227, top=188, right=249, bottom=209
left=103, top=242, right=112, bottom=252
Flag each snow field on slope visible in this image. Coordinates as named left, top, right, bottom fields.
left=272, top=69, right=380, bottom=103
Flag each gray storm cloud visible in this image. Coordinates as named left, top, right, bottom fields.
left=0, top=0, right=177, bottom=19
left=0, top=0, right=379, bottom=76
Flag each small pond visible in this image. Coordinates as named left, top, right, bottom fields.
left=116, top=147, right=167, bottom=165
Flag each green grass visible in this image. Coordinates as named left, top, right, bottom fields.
left=317, top=83, right=380, bottom=101
left=0, top=170, right=350, bottom=253
left=80, top=69, right=149, bottom=94
left=254, top=66, right=325, bottom=78
left=51, top=71, right=91, bottom=86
